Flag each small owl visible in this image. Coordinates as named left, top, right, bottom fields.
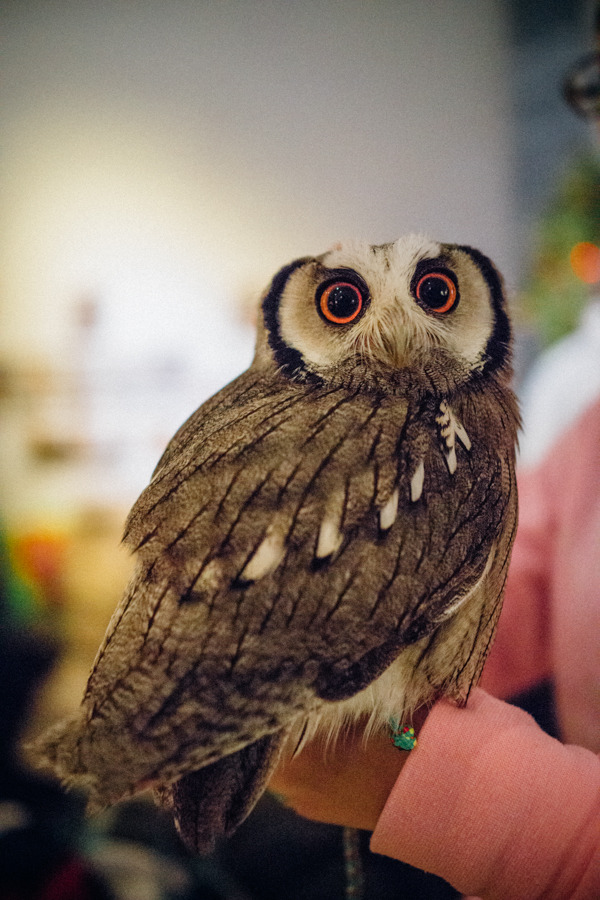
left=36, top=234, right=519, bottom=853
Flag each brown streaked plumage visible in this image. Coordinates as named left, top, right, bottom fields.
left=34, top=234, right=519, bottom=853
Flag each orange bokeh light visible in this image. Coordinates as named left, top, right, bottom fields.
left=569, top=242, right=600, bottom=284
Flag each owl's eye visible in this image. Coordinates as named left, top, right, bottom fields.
left=317, top=281, right=366, bottom=325
left=414, top=271, right=458, bottom=314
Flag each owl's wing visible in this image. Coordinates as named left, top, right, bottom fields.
left=158, top=729, right=287, bottom=853
left=35, top=368, right=517, bottom=814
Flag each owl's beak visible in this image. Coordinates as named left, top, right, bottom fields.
left=354, top=307, right=413, bottom=370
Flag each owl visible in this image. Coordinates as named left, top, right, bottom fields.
left=35, top=234, right=519, bottom=854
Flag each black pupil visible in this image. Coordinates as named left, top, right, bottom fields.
left=419, top=276, right=450, bottom=308
left=327, top=284, right=360, bottom=319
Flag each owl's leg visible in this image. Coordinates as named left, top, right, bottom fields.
left=158, top=730, right=286, bottom=854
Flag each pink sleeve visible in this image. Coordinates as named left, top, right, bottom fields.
left=370, top=690, right=600, bottom=900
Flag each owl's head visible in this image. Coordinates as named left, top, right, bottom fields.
left=256, top=234, right=511, bottom=391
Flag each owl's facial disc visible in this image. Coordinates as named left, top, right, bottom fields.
left=269, top=234, right=502, bottom=381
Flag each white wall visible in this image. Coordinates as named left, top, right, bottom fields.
left=1, top=0, right=515, bottom=355
left=0, top=0, right=516, bottom=516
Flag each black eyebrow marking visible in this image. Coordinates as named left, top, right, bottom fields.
left=261, top=257, right=322, bottom=382
left=457, top=245, right=511, bottom=374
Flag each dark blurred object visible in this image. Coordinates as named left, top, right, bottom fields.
left=0, top=565, right=229, bottom=899
left=216, top=793, right=459, bottom=900
left=511, top=679, right=560, bottom=740
left=563, top=1, right=600, bottom=119
left=92, top=798, right=249, bottom=900
left=563, top=51, right=600, bottom=117
left=0, top=626, right=59, bottom=765
left=0, top=623, right=114, bottom=899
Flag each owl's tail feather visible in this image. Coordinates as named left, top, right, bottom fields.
left=27, top=714, right=115, bottom=812
left=30, top=712, right=290, bottom=831
left=159, top=729, right=287, bottom=854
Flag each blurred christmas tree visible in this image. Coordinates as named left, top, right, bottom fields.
left=521, top=153, right=600, bottom=346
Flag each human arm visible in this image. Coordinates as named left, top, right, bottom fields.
left=269, top=715, right=419, bottom=832
left=482, top=397, right=600, bottom=751
left=270, top=689, right=600, bottom=900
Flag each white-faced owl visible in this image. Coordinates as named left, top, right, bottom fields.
left=35, top=234, right=519, bottom=854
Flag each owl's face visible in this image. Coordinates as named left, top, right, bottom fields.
left=259, top=234, right=510, bottom=388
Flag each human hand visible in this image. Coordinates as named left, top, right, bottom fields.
left=269, top=719, right=418, bottom=832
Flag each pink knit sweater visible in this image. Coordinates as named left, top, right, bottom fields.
left=371, top=398, right=600, bottom=898
left=482, top=397, right=600, bottom=751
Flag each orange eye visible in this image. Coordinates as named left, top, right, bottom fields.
left=318, top=281, right=365, bottom=324
left=415, top=271, right=458, bottom=314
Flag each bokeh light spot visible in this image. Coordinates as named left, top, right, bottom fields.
left=569, top=242, right=600, bottom=284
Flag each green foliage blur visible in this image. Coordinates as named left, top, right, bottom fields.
left=520, top=153, right=600, bottom=346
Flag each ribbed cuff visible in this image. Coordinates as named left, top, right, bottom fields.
left=370, top=689, right=600, bottom=899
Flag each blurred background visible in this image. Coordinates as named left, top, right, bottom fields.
left=0, top=1, right=598, bottom=897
